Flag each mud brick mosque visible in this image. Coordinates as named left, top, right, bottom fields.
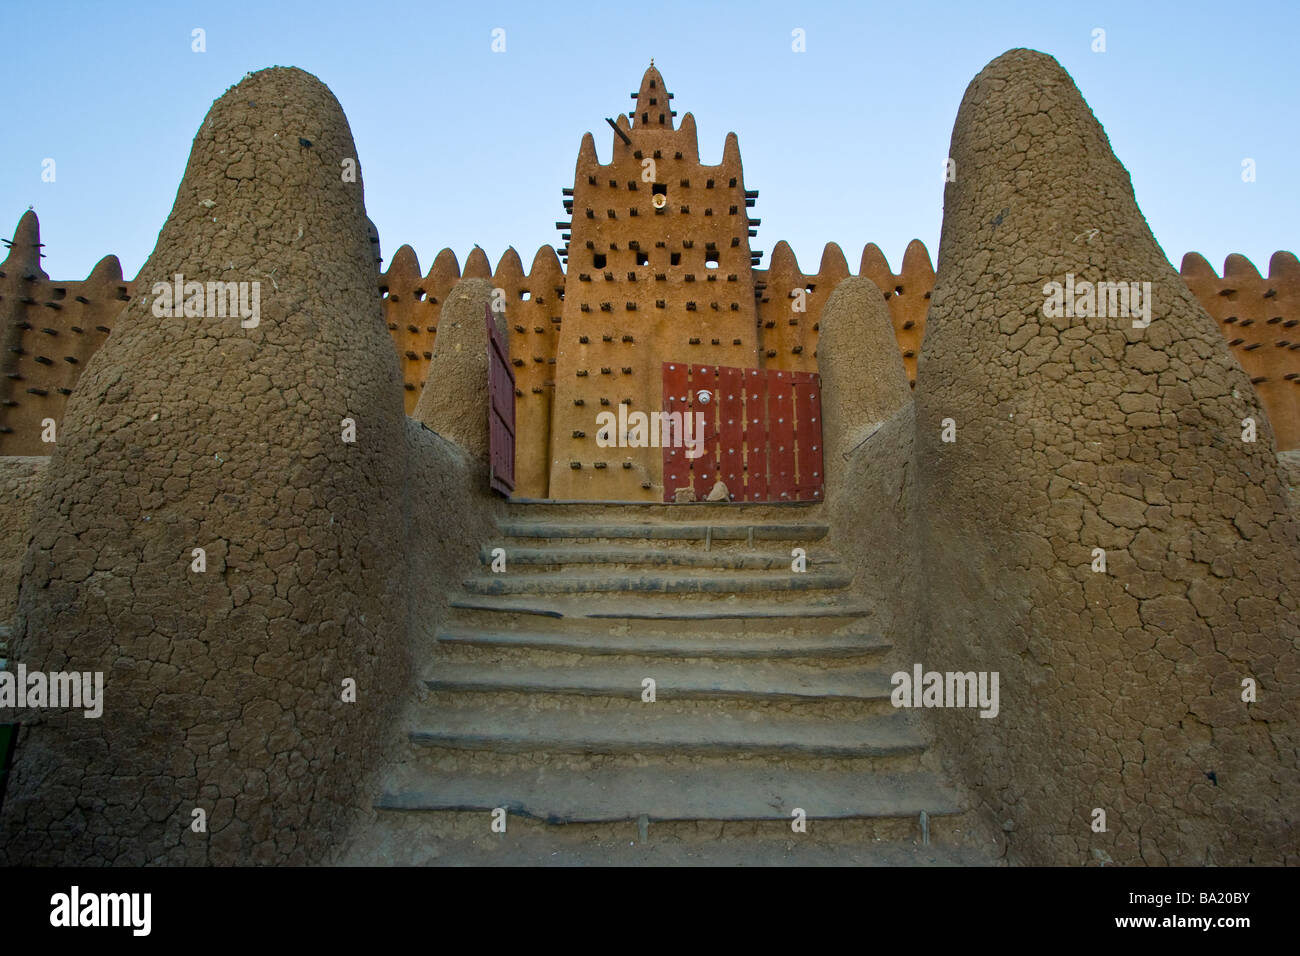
left=0, top=53, right=1296, bottom=866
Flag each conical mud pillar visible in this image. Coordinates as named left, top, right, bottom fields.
left=820, top=276, right=918, bottom=640
left=412, top=277, right=500, bottom=463
left=915, top=49, right=1300, bottom=865
left=0, top=67, right=407, bottom=865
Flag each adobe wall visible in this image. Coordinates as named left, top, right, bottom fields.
left=330, top=415, right=505, bottom=862
left=1281, top=449, right=1300, bottom=513
left=0, top=213, right=128, bottom=455
left=1180, top=252, right=1300, bottom=451
left=0, top=67, right=409, bottom=865
left=0, top=457, right=45, bottom=622
left=915, top=48, right=1300, bottom=866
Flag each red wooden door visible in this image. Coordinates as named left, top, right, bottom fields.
left=791, top=371, right=824, bottom=501
left=661, top=363, right=823, bottom=503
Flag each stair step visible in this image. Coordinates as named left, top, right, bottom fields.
left=461, top=570, right=852, bottom=596
left=344, top=824, right=995, bottom=866
left=481, top=545, right=839, bottom=570
left=498, top=521, right=828, bottom=542
left=504, top=501, right=822, bottom=519
left=377, top=767, right=959, bottom=822
left=447, top=596, right=871, bottom=620
left=409, top=706, right=923, bottom=758
left=426, top=661, right=893, bottom=701
left=436, top=627, right=890, bottom=659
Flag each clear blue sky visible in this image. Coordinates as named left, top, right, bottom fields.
left=4, top=0, right=1296, bottom=281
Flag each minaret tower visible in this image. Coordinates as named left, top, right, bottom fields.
left=548, top=62, right=761, bottom=500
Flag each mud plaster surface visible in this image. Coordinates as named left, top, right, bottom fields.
left=914, top=49, right=1300, bottom=866
left=0, top=67, right=409, bottom=865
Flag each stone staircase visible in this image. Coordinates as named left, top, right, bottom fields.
left=348, top=502, right=997, bottom=865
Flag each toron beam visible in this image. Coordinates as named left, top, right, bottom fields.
left=605, top=117, right=632, bottom=146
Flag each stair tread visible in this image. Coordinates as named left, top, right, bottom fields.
left=377, top=766, right=960, bottom=821
left=426, top=661, right=892, bottom=700
left=462, top=569, right=852, bottom=595
left=345, top=827, right=996, bottom=866
left=448, top=595, right=872, bottom=619
left=409, top=705, right=922, bottom=756
left=498, top=521, right=828, bottom=540
left=481, top=545, right=841, bottom=569
left=436, top=627, right=890, bottom=658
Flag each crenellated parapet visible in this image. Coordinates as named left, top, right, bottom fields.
left=7, top=220, right=1296, bottom=486
left=754, top=242, right=849, bottom=373
left=755, top=239, right=935, bottom=385
left=12, top=203, right=1298, bottom=480
left=378, top=243, right=563, bottom=496
left=489, top=245, right=565, bottom=499
left=0, top=212, right=131, bottom=455
left=1180, top=251, right=1300, bottom=451
left=859, top=239, right=934, bottom=388
left=380, top=244, right=456, bottom=414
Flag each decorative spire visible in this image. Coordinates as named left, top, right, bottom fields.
left=1, top=209, right=48, bottom=280
left=631, top=62, right=673, bottom=131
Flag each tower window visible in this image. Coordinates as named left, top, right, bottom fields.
left=706, top=251, right=720, bottom=269
left=593, top=253, right=607, bottom=268
left=670, top=252, right=681, bottom=266
left=652, top=183, right=667, bottom=198
left=636, top=251, right=649, bottom=266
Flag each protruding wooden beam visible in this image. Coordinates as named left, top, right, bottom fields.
left=605, top=117, right=632, bottom=145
